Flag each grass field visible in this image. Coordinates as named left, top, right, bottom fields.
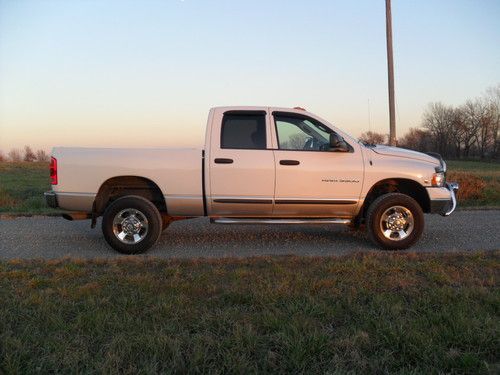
left=0, top=162, right=61, bottom=214
left=1, top=252, right=498, bottom=374
left=447, top=160, right=500, bottom=207
left=0, top=160, right=499, bottom=214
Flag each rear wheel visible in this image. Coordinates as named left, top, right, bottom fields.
left=102, top=195, right=162, bottom=254
left=366, top=193, right=424, bottom=250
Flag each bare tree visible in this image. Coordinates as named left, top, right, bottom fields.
left=398, top=127, right=433, bottom=152
left=422, top=102, right=454, bottom=157
left=0, top=150, right=5, bottom=162
left=36, top=149, right=50, bottom=162
left=449, top=108, right=466, bottom=158
left=359, top=131, right=387, bottom=145
left=8, top=149, right=22, bottom=162
left=460, top=100, right=485, bottom=158
left=478, top=101, right=494, bottom=159
left=402, top=84, right=499, bottom=159
left=23, top=146, right=36, bottom=162
left=486, top=84, right=500, bottom=158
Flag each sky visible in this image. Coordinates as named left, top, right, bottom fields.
left=0, top=0, right=499, bottom=152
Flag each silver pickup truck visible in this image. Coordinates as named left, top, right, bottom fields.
left=45, top=106, right=458, bottom=254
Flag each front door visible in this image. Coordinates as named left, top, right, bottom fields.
left=271, top=111, right=364, bottom=217
left=208, top=109, right=275, bottom=216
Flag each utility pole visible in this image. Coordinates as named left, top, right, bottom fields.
left=385, top=0, right=397, bottom=146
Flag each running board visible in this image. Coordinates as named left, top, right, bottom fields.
left=211, top=218, right=351, bottom=225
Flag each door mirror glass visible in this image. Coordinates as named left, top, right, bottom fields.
left=329, top=133, right=349, bottom=152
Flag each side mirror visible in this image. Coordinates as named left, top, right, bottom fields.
left=329, top=133, right=349, bottom=152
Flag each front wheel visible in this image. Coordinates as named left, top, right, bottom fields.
left=102, top=195, right=162, bottom=254
left=366, top=193, right=424, bottom=250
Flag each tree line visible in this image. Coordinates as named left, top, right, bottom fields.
left=359, top=84, right=499, bottom=160
left=0, top=146, right=50, bottom=163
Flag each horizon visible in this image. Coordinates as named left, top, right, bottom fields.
left=1, top=0, right=499, bottom=152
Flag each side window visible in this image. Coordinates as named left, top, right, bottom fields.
left=221, top=113, right=267, bottom=149
left=275, top=114, right=332, bottom=151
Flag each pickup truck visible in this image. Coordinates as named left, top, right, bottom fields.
left=45, top=106, right=458, bottom=254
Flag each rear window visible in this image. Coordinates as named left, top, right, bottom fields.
left=221, top=113, right=267, bottom=149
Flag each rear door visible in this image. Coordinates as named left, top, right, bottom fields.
left=207, top=109, right=275, bottom=216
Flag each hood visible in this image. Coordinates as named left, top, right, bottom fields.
left=371, top=145, right=439, bottom=165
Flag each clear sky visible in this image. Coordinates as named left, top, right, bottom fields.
left=1, top=0, right=499, bottom=152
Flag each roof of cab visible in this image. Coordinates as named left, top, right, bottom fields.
left=211, top=106, right=311, bottom=115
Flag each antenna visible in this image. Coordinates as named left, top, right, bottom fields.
left=368, top=98, right=372, bottom=132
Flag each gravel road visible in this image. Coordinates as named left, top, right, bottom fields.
left=1, top=210, right=499, bottom=259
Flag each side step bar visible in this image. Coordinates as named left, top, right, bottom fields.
left=211, top=218, right=351, bottom=225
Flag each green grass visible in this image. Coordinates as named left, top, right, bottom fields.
left=0, top=162, right=61, bottom=214
left=0, top=162, right=48, bottom=213
left=447, top=160, right=500, bottom=174
left=0, top=253, right=498, bottom=374
left=0, top=160, right=498, bottom=214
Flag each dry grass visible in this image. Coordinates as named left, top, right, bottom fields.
left=446, top=161, right=500, bottom=207
left=447, top=171, right=487, bottom=200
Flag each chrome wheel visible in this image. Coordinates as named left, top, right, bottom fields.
left=379, top=205, right=414, bottom=241
left=112, top=208, right=149, bottom=244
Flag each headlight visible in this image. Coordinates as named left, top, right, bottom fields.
left=431, top=172, right=445, bottom=187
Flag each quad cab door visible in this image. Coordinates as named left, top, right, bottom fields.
left=206, top=108, right=275, bottom=216
left=271, top=110, right=364, bottom=217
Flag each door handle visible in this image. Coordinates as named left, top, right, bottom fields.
left=214, top=158, right=233, bottom=164
left=280, top=160, right=300, bottom=166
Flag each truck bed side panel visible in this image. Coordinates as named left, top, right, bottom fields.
left=52, top=147, right=204, bottom=216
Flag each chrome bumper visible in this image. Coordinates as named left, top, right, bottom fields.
left=427, top=182, right=459, bottom=216
left=443, top=182, right=459, bottom=216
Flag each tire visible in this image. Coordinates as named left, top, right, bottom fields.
left=102, top=195, right=162, bottom=254
left=366, top=193, right=424, bottom=250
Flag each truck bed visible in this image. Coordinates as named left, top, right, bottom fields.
left=52, top=147, right=204, bottom=216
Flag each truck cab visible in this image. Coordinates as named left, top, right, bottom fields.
left=206, top=107, right=363, bottom=218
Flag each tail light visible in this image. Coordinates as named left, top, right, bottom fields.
left=50, top=157, right=58, bottom=185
